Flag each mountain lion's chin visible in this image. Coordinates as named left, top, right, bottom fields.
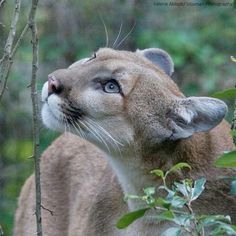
left=41, top=103, right=64, bottom=132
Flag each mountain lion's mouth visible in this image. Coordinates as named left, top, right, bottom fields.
left=60, top=102, right=84, bottom=121
left=42, top=101, right=87, bottom=134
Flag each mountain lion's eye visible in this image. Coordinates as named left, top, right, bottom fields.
left=102, top=80, right=120, bottom=93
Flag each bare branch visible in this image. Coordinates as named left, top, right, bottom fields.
left=41, top=204, right=54, bottom=216
left=0, top=3, right=32, bottom=101
left=0, top=0, right=21, bottom=100
left=28, top=0, right=41, bottom=235
left=232, top=85, right=236, bottom=146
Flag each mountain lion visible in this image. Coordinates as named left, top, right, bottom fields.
left=14, top=48, right=236, bottom=236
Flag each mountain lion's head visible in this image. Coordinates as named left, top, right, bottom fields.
left=41, top=48, right=227, bottom=154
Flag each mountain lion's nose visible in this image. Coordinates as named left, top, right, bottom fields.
left=48, top=75, right=63, bottom=96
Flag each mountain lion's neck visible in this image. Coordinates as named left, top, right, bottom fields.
left=105, top=133, right=212, bottom=211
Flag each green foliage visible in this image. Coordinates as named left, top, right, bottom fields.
left=117, top=163, right=236, bottom=235
left=213, top=86, right=236, bottom=195
left=211, top=88, right=236, bottom=100
left=215, top=151, right=236, bottom=168
left=116, top=208, right=150, bottom=229
left=161, top=227, right=181, bottom=236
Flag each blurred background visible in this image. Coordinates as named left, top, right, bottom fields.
left=0, top=0, right=235, bottom=235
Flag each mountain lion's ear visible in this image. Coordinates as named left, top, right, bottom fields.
left=168, top=97, right=227, bottom=140
left=136, top=48, right=174, bottom=76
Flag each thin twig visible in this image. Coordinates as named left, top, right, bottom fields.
left=232, top=85, right=236, bottom=146
left=28, top=0, right=41, bottom=235
left=0, top=0, right=21, bottom=100
left=0, top=6, right=31, bottom=101
left=0, top=25, right=30, bottom=98
left=41, top=204, right=54, bottom=216
left=186, top=202, right=201, bottom=236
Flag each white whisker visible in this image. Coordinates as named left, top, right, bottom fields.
left=115, top=22, right=136, bottom=49
left=70, top=118, right=85, bottom=139
left=85, top=117, right=123, bottom=156
left=80, top=119, right=111, bottom=153
left=62, top=114, right=68, bottom=133
left=112, top=21, right=123, bottom=49
left=87, top=117, right=124, bottom=146
left=99, top=14, right=109, bottom=48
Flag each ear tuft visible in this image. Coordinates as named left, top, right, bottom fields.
left=137, top=48, right=174, bottom=76
left=169, top=97, right=228, bottom=140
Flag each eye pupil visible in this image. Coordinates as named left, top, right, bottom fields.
left=109, top=83, right=114, bottom=89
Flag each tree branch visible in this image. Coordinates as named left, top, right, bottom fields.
left=232, top=85, right=236, bottom=146
left=1, top=1, right=41, bottom=234
left=28, top=0, right=41, bottom=235
left=0, top=0, right=21, bottom=100
left=41, top=204, right=54, bottom=216
left=0, top=3, right=34, bottom=101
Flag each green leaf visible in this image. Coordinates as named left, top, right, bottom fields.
left=160, top=227, right=181, bottom=236
left=167, top=163, right=191, bottom=176
left=215, top=151, right=236, bottom=167
left=231, top=131, right=236, bottom=137
left=198, top=214, right=231, bottom=225
left=211, top=88, right=236, bottom=99
left=156, top=210, right=175, bottom=222
left=150, top=169, right=164, bottom=178
left=143, top=187, right=155, bottom=196
left=174, top=215, right=192, bottom=226
left=174, top=181, right=190, bottom=197
left=209, top=222, right=236, bottom=235
left=116, top=208, right=150, bottom=229
left=155, top=197, right=171, bottom=209
left=170, top=196, right=187, bottom=208
left=191, top=178, right=206, bottom=201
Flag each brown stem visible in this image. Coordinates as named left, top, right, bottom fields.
left=186, top=202, right=202, bottom=236
left=231, top=85, right=236, bottom=146
left=41, top=204, right=54, bottom=216
left=28, top=0, right=41, bottom=235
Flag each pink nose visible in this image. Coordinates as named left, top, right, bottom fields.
left=48, top=75, right=62, bottom=95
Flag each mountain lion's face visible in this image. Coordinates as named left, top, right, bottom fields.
left=42, top=48, right=227, bottom=154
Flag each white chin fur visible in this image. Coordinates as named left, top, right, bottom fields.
left=42, top=103, right=66, bottom=132
left=41, top=82, right=49, bottom=102
left=41, top=82, right=65, bottom=132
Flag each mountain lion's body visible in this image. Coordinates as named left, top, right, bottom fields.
left=14, top=48, right=236, bottom=236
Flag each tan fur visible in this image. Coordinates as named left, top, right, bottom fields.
left=14, top=48, right=236, bottom=236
